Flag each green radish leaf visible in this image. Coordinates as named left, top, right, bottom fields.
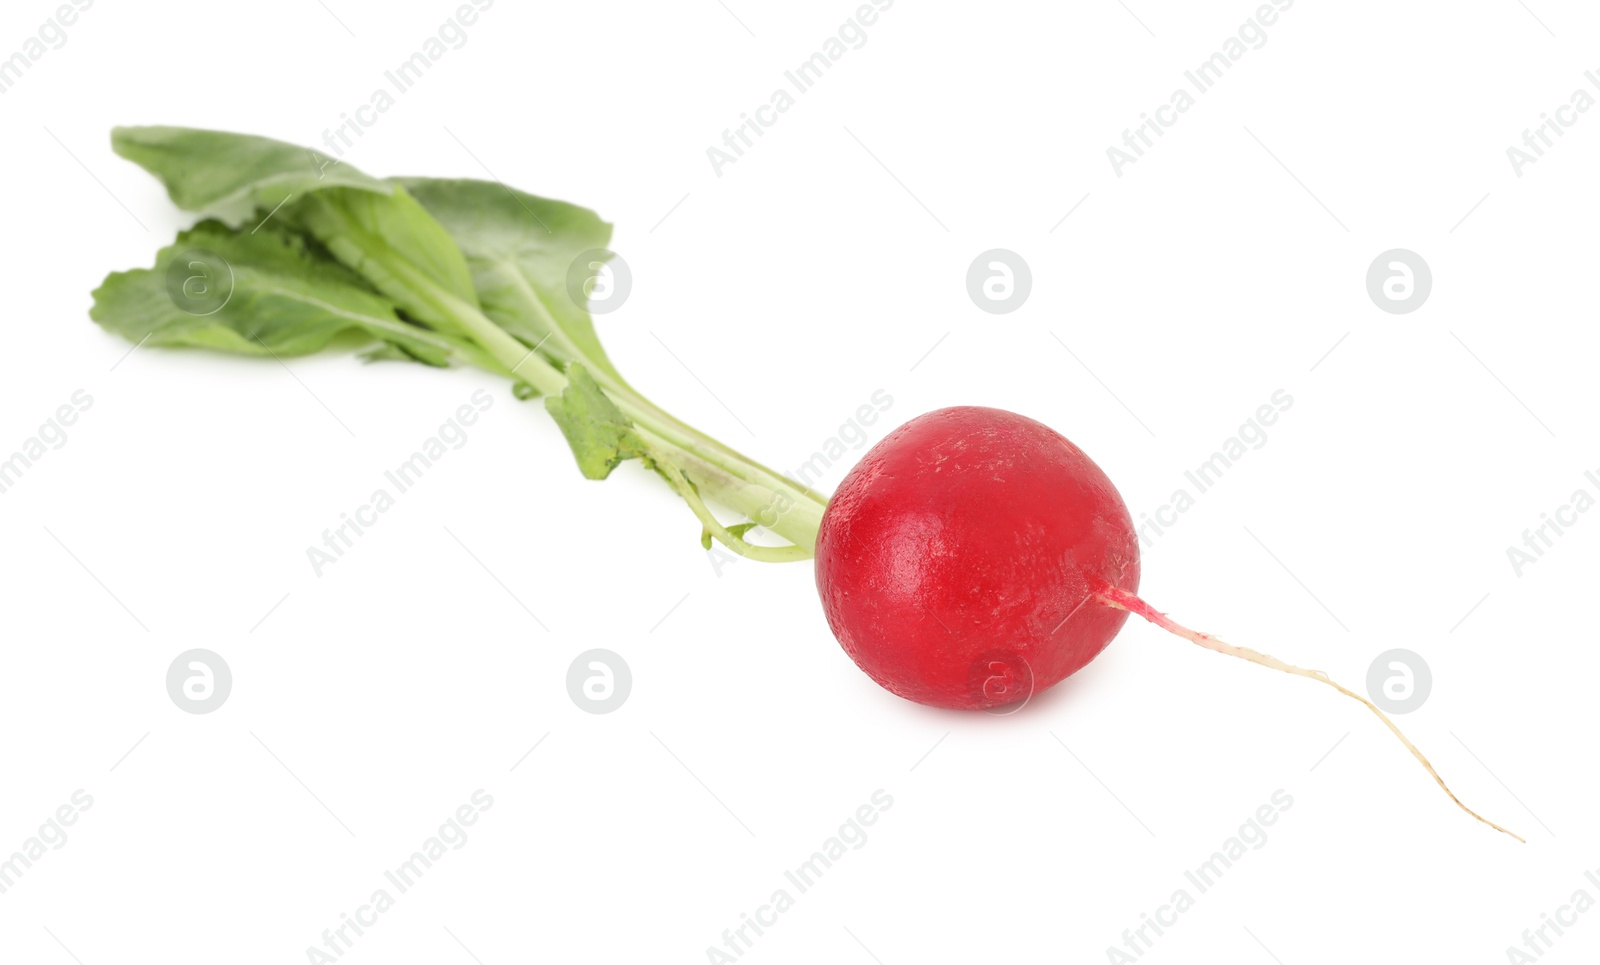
left=112, top=126, right=392, bottom=227
left=400, top=177, right=624, bottom=383
left=544, top=364, right=645, bottom=480
left=112, top=126, right=484, bottom=338
left=285, top=187, right=483, bottom=338
left=88, top=219, right=473, bottom=365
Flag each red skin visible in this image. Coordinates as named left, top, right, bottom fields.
left=815, top=407, right=1140, bottom=710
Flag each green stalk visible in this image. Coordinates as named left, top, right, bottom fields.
left=517, top=293, right=830, bottom=509
left=436, top=288, right=826, bottom=553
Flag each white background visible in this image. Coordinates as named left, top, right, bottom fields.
left=1, top=0, right=1596, bottom=962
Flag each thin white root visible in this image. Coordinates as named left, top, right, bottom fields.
left=1096, top=585, right=1525, bottom=844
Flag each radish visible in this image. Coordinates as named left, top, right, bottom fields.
left=90, top=125, right=1521, bottom=843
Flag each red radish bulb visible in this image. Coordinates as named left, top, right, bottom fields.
left=816, top=405, right=1524, bottom=842
left=815, top=406, right=1138, bottom=710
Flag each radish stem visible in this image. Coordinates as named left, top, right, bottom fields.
left=660, top=461, right=815, bottom=562
left=1094, top=583, right=1525, bottom=843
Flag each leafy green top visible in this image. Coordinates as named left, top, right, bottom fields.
left=91, top=126, right=825, bottom=557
